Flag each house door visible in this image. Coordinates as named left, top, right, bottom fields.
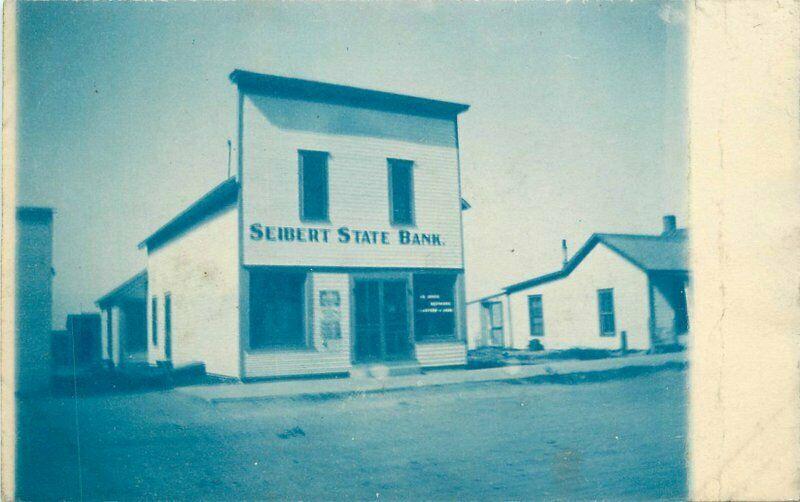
left=353, top=279, right=411, bottom=362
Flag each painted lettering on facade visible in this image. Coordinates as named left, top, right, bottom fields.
left=249, top=223, right=445, bottom=247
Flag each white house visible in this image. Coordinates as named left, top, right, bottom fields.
left=98, top=70, right=471, bottom=379
left=467, top=216, right=690, bottom=352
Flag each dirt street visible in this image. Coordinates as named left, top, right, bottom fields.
left=16, top=368, right=686, bottom=500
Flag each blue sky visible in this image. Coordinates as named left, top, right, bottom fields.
left=16, top=1, right=686, bottom=328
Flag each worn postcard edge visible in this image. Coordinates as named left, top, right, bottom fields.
left=2, top=1, right=799, bottom=500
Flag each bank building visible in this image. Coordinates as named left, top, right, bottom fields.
left=97, top=70, right=471, bottom=379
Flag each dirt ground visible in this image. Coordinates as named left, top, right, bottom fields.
left=16, top=368, right=686, bottom=500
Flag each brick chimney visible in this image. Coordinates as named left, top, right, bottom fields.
left=662, top=215, right=677, bottom=235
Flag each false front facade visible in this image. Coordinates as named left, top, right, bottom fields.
left=126, top=70, right=470, bottom=379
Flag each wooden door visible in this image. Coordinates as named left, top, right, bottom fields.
left=354, top=280, right=382, bottom=362
left=382, top=280, right=411, bottom=359
left=353, top=279, right=411, bottom=362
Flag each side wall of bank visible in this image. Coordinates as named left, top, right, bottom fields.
left=146, top=204, right=241, bottom=377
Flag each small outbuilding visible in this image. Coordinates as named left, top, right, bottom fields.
left=97, top=271, right=148, bottom=368
left=468, top=216, right=691, bottom=352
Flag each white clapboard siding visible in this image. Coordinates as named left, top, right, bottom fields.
left=506, top=243, right=651, bottom=351
left=147, top=205, right=241, bottom=377
left=415, top=342, right=467, bottom=367
left=465, top=301, right=482, bottom=350
left=244, top=351, right=352, bottom=379
left=241, top=94, right=463, bottom=270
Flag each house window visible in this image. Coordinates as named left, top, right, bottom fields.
left=151, top=296, right=158, bottom=345
left=414, top=274, right=456, bottom=341
left=250, top=271, right=308, bottom=349
left=598, top=289, right=616, bottom=337
left=299, top=150, right=329, bottom=221
left=528, top=295, right=544, bottom=337
left=388, top=159, right=414, bottom=226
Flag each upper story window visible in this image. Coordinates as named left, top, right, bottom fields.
left=388, top=159, right=415, bottom=226
left=299, top=150, right=329, bottom=222
left=597, top=288, right=616, bottom=337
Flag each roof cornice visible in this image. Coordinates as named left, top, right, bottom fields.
left=229, top=69, right=470, bottom=119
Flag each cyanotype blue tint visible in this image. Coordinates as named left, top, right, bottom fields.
left=14, top=1, right=688, bottom=499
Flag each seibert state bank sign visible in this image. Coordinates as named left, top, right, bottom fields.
left=249, top=223, right=446, bottom=247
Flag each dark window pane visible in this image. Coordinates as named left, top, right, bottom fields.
left=598, top=290, right=616, bottom=336
left=414, top=274, right=456, bottom=341
left=528, top=295, right=544, bottom=337
left=164, top=294, right=172, bottom=337
left=389, top=159, right=414, bottom=225
left=151, top=297, right=158, bottom=345
left=300, top=151, right=329, bottom=221
left=675, top=285, right=689, bottom=333
left=250, top=271, right=307, bottom=349
left=106, top=309, right=113, bottom=358
left=164, top=294, right=172, bottom=359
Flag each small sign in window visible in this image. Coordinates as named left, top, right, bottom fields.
left=319, top=290, right=342, bottom=344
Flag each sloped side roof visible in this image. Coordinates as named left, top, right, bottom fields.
left=97, top=270, right=147, bottom=308
left=504, top=230, right=689, bottom=294
left=466, top=291, right=505, bottom=305
left=597, top=231, right=688, bottom=272
left=138, top=177, right=239, bottom=252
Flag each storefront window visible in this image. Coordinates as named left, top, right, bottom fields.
left=250, top=271, right=308, bottom=349
left=413, top=274, right=456, bottom=342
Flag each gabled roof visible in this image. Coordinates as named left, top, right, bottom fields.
left=504, top=229, right=688, bottom=294
left=598, top=230, right=688, bottom=272
left=97, top=270, right=147, bottom=309
left=139, top=177, right=239, bottom=252
left=229, top=70, right=470, bottom=119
